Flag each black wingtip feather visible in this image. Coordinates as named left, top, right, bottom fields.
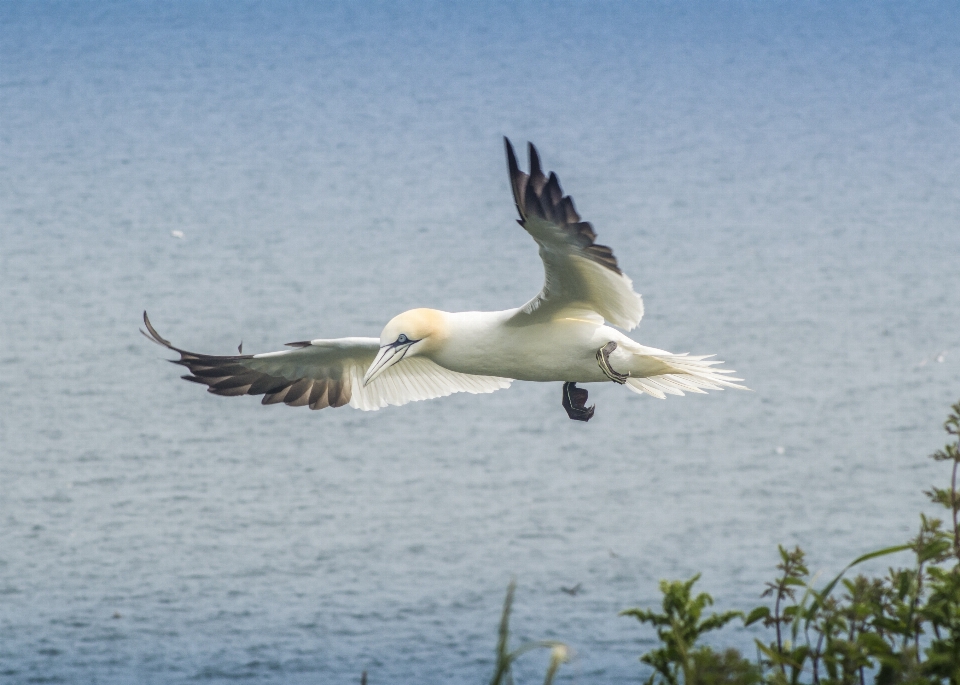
left=504, top=136, right=517, bottom=167
left=144, top=314, right=352, bottom=412
left=527, top=142, right=547, bottom=193
left=505, top=137, right=527, bottom=219
left=502, top=141, right=624, bottom=276
left=141, top=311, right=174, bottom=348
left=528, top=142, right=541, bottom=175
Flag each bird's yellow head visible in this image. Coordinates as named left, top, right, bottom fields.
left=362, top=308, right=447, bottom=386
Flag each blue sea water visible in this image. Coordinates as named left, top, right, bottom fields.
left=1, top=2, right=959, bottom=682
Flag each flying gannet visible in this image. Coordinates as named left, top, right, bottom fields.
left=143, top=139, right=746, bottom=422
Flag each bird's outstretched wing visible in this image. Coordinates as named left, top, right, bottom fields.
left=141, top=312, right=511, bottom=412
left=504, top=139, right=644, bottom=331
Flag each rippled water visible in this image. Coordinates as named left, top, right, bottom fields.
left=2, top=2, right=960, bottom=682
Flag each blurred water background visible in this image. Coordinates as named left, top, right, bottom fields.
left=2, top=1, right=959, bottom=682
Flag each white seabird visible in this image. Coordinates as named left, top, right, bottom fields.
left=143, top=139, right=746, bottom=422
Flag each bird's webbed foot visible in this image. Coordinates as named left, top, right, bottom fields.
left=596, top=341, right=628, bottom=384
left=562, top=382, right=595, bottom=422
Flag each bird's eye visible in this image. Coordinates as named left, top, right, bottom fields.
left=397, top=334, right=408, bottom=344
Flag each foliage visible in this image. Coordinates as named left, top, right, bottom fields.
left=623, top=401, right=960, bottom=685
left=489, top=579, right=569, bottom=685
left=621, top=574, right=749, bottom=685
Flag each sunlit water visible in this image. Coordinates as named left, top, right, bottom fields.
left=2, top=2, right=959, bottom=682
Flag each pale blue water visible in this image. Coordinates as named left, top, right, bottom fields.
left=2, top=2, right=959, bottom=683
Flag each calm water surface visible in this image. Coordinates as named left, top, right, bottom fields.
left=2, top=2, right=959, bottom=682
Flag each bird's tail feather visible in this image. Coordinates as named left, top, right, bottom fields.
left=626, top=353, right=748, bottom=400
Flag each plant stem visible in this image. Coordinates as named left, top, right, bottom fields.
left=812, top=632, right=823, bottom=685
left=775, top=583, right=784, bottom=658
left=952, top=457, right=960, bottom=561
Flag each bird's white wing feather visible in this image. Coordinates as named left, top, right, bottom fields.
left=142, top=313, right=511, bottom=412
left=504, top=139, right=644, bottom=330
left=345, top=356, right=512, bottom=411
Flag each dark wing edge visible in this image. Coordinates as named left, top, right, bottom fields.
left=140, top=311, right=352, bottom=410
left=504, top=137, right=621, bottom=275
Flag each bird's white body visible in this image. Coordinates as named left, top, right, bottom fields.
left=143, top=140, right=745, bottom=417
left=429, top=310, right=634, bottom=383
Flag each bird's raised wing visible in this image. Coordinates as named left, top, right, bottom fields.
left=504, top=139, right=644, bottom=331
left=141, top=313, right=511, bottom=412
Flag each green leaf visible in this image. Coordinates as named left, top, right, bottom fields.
left=857, top=631, right=892, bottom=655
left=847, top=543, right=914, bottom=567
left=807, top=544, right=912, bottom=619
left=745, top=606, right=771, bottom=626
left=755, top=640, right=803, bottom=670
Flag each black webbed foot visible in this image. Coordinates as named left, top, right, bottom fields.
left=562, top=382, right=595, bottom=422
left=596, top=341, right=628, bottom=384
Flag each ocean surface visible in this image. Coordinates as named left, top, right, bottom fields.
left=2, top=2, right=959, bottom=682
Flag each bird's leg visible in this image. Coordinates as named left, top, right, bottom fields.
left=562, top=382, right=595, bottom=422
left=596, top=341, right=628, bottom=384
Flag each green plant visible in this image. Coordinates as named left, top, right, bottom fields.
left=621, top=574, right=752, bottom=685
left=489, top=580, right=570, bottom=685
left=625, top=400, right=960, bottom=685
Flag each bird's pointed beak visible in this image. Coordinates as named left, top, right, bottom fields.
left=363, top=342, right=413, bottom=386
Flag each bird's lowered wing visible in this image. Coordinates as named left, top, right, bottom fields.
left=504, top=139, right=644, bottom=331
left=141, top=312, right=511, bottom=412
